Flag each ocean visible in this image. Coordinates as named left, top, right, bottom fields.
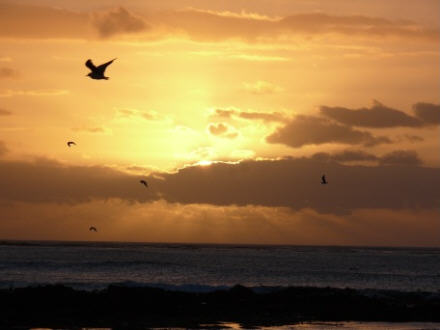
left=1, top=241, right=439, bottom=292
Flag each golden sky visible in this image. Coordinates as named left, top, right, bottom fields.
left=0, top=0, right=439, bottom=245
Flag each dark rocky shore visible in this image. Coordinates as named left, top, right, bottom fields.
left=1, top=284, right=439, bottom=329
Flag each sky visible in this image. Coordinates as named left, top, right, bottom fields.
left=0, top=0, right=439, bottom=246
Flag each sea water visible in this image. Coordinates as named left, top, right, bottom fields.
left=1, top=241, right=439, bottom=292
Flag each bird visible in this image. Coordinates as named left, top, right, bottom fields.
left=67, top=141, right=76, bottom=147
left=85, top=58, right=116, bottom=80
left=321, top=174, right=328, bottom=185
left=89, top=226, right=97, bottom=232
left=140, top=180, right=148, bottom=188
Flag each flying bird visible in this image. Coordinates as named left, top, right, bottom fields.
left=67, top=141, right=76, bottom=147
left=85, top=58, right=116, bottom=80
left=321, top=174, right=328, bottom=185
left=140, top=180, right=148, bottom=188
left=89, top=226, right=97, bottom=232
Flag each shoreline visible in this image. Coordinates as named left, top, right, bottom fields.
left=1, top=284, right=439, bottom=329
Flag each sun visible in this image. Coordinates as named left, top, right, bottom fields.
left=196, top=160, right=213, bottom=166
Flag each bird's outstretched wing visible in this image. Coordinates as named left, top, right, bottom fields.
left=85, top=59, right=97, bottom=71
left=97, top=58, right=116, bottom=74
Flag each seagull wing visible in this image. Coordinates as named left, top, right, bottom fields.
left=97, top=58, right=116, bottom=74
left=85, top=59, right=97, bottom=71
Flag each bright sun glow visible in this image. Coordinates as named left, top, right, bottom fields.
left=196, top=160, right=213, bottom=166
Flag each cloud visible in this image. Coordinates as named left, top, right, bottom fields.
left=117, top=108, right=163, bottom=121
left=242, top=81, right=284, bottom=95
left=403, top=135, right=424, bottom=143
left=0, top=157, right=438, bottom=215
left=0, top=141, right=8, bottom=157
left=0, top=158, right=157, bottom=204
left=0, top=89, right=69, bottom=98
left=207, top=123, right=238, bottom=139
left=151, top=9, right=439, bottom=43
left=0, top=108, right=11, bottom=116
left=311, top=150, right=378, bottom=162
left=0, top=67, right=18, bottom=79
left=266, top=115, right=391, bottom=148
left=413, top=102, right=440, bottom=125
left=72, top=127, right=111, bottom=134
left=320, top=101, right=422, bottom=128
left=151, top=157, right=439, bottom=214
left=91, top=7, right=149, bottom=38
left=213, top=109, right=287, bottom=123
left=379, top=150, right=422, bottom=166
left=1, top=3, right=438, bottom=43
left=311, top=149, right=423, bottom=166
left=0, top=3, right=91, bottom=39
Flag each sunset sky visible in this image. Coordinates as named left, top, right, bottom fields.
left=0, top=0, right=439, bottom=246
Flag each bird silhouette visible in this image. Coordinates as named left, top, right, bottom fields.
left=140, top=180, right=148, bottom=188
left=321, top=174, right=328, bottom=185
left=89, top=226, right=97, bottom=232
left=67, top=141, right=76, bottom=147
left=85, top=58, right=116, bottom=80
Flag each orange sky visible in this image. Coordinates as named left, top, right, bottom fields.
left=0, top=0, right=439, bottom=246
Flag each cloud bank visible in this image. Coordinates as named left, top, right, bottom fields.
left=0, top=156, right=438, bottom=215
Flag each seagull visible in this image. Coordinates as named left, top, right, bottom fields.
left=67, top=141, right=76, bottom=147
left=140, top=180, right=148, bottom=188
left=321, top=174, right=328, bottom=185
left=89, top=226, right=97, bottom=232
left=85, top=58, right=116, bottom=80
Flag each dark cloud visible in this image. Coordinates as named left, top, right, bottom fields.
left=153, top=158, right=438, bottom=214
left=91, top=7, right=149, bottom=38
left=0, top=108, right=12, bottom=116
left=379, top=150, right=422, bottom=166
left=311, top=149, right=423, bottom=166
left=312, top=150, right=378, bottom=162
left=266, top=115, right=391, bottom=148
left=207, top=123, right=238, bottom=138
left=413, top=102, right=440, bottom=125
left=320, top=101, right=422, bottom=128
left=0, top=158, right=157, bottom=204
left=0, top=157, right=438, bottom=215
left=0, top=67, right=19, bottom=79
left=213, top=109, right=286, bottom=122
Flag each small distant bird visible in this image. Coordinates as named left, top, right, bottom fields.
left=89, top=226, right=97, bottom=232
left=140, top=180, right=148, bottom=188
left=85, top=58, right=116, bottom=80
left=321, top=174, right=328, bottom=185
left=67, top=141, right=76, bottom=147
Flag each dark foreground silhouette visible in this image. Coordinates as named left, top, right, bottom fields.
left=1, top=285, right=439, bottom=329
